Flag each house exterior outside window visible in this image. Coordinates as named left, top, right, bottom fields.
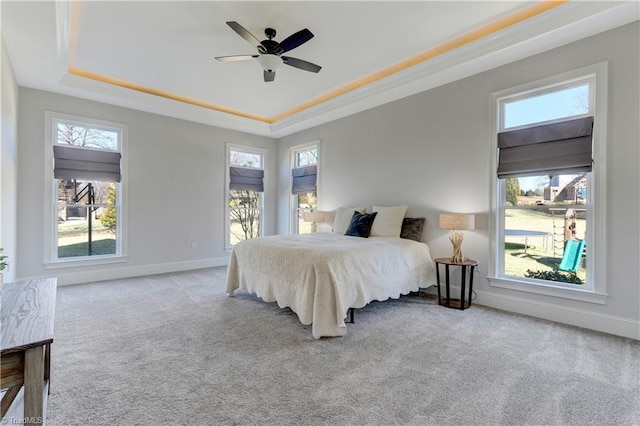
left=226, top=144, right=266, bottom=249
left=44, top=112, right=127, bottom=267
left=290, top=142, right=319, bottom=234
left=489, top=63, right=607, bottom=304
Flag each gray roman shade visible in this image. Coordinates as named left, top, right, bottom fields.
left=291, top=165, right=317, bottom=194
left=54, top=145, right=122, bottom=182
left=229, top=167, right=264, bottom=192
left=497, top=116, right=594, bottom=178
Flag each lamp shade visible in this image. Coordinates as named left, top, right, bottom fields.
left=439, top=213, right=475, bottom=230
left=303, top=211, right=326, bottom=223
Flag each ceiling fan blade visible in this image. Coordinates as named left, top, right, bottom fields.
left=264, top=70, right=276, bottom=82
left=226, top=21, right=266, bottom=53
left=215, top=55, right=258, bottom=62
left=279, top=28, right=314, bottom=53
left=282, top=56, right=322, bottom=73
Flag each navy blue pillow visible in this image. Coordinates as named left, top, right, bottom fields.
left=344, top=211, right=378, bottom=238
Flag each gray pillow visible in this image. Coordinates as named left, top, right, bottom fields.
left=400, top=217, right=425, bottom=241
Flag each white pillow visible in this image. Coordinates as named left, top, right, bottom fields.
left=370, top=205, right=407, bottom=237
left=332, top=206, right=367, bottom=234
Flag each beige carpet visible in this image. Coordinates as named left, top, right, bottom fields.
left=41, top=267, right=639, bottom=425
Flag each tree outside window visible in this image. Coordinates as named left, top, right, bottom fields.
left=54, top=120, right=121, bottom=258
left=496, top=79, right=593, bottom=287
left=229, top=189, right=261, bottom=245
left=291, top=144, right=318, bottom=234
left=227, top=147, right=264, bottom=246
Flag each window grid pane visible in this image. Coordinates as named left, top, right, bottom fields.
left=229, top=190, right=261, bottom=244
left=296, top=148, right=318, bottom=167
left=501, top=174, right=587, bottom=285
left=55, top=122, right=119, bottom=151
left=47, top=113, right=125, bottom=264
left=292, top=144, right=319, bottom=234
left=227, top=146, right=264, bottom=247
left=230, top=150, right=262, bottom=168
left=297, top=192, right=317, bottom=234
left=56, top=178, right=118, bottom=259
left=503, top=83, right=590, bottom=129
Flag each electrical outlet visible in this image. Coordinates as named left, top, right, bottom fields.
left=191, top=242, right=198, bottom=250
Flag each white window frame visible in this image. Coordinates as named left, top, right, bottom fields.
left=289, top=141, right=320, bottom=234
left=488, top=62, right=608, bottom=304
left=225, top=143, right=266, bottom=251
left=43, top=111, right=128, bottom=268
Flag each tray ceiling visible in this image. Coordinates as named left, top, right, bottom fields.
left=2, top=1, right=637, bottom=137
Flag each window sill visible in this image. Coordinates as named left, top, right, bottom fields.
left=45, top=255, right=128, bottom=269
left=488, top=276, right=607, bottom=304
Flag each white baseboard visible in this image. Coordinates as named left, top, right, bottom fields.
left=22, top=257, right=230, bottom=286
left=23, top=263, right=639, bottom=340
left=423, top=285, right=639, bottom=340
left=475, top=289, right=639, bottom=340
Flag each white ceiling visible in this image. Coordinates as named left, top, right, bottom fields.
left=2, top=1, right=638, bottom=137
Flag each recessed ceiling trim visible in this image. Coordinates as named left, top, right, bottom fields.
left=57, top=72, right=274, bottom=137
left=269, top=0, right=638, bottom=138
left=67, top=0, right=567, bottom=126
left=67, top=67, right=272, bottom=123
left=269, top=0, right=569, bottom=122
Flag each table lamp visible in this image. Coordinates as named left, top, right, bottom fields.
left=303, top=211, right=326, bottom=232
left=439, top=213, right=475, bottom=263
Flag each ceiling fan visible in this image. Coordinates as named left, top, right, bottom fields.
left=215, top=21, right=322, bottom=82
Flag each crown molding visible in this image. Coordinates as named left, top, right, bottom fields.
left=269, top=1, right=638, bottom=137
left=52, top=1, right=638, bottom=139
left=57, top=73, right=273, bottom=136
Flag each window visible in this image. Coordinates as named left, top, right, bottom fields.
left=489, top=63, right=607, bottom=303
left=226, top=144, right=265, bottom=248
left=290, top=142, right=319, bottom=234
left=44, top=112, right=127, bottom=267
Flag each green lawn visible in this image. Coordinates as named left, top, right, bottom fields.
left=58, top=238, right=116, bottom=257
left=57, top=219, right=115, bottom=257
left=56, top=209, right=587, bottom=283
left=504, top=208, right=586, bottom=283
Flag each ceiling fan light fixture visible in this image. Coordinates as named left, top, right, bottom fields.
left=257, top=54, right=282, bottom=72
left=219, top=22, right=320, bottom=81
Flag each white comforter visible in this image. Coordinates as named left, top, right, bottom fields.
left=225, top=232, right=437, bottom=339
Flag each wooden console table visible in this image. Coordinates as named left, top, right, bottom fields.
left=1, top=278, right=57, bottom=424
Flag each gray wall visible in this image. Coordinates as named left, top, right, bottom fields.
left=1, top=37, right=19, bottom=283
left=7, top=22, right=638, bottom=338
left=277, top=22, right=640, bottom=338
left=17, top=89, right=276, bottom=284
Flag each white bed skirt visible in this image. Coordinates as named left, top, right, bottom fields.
left=226, top=233, right=437, bottom=339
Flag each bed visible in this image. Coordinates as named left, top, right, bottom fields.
left=225, top=232, right=437, bottom=339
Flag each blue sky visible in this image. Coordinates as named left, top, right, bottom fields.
left=504, top=84, right=589, bottom=129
